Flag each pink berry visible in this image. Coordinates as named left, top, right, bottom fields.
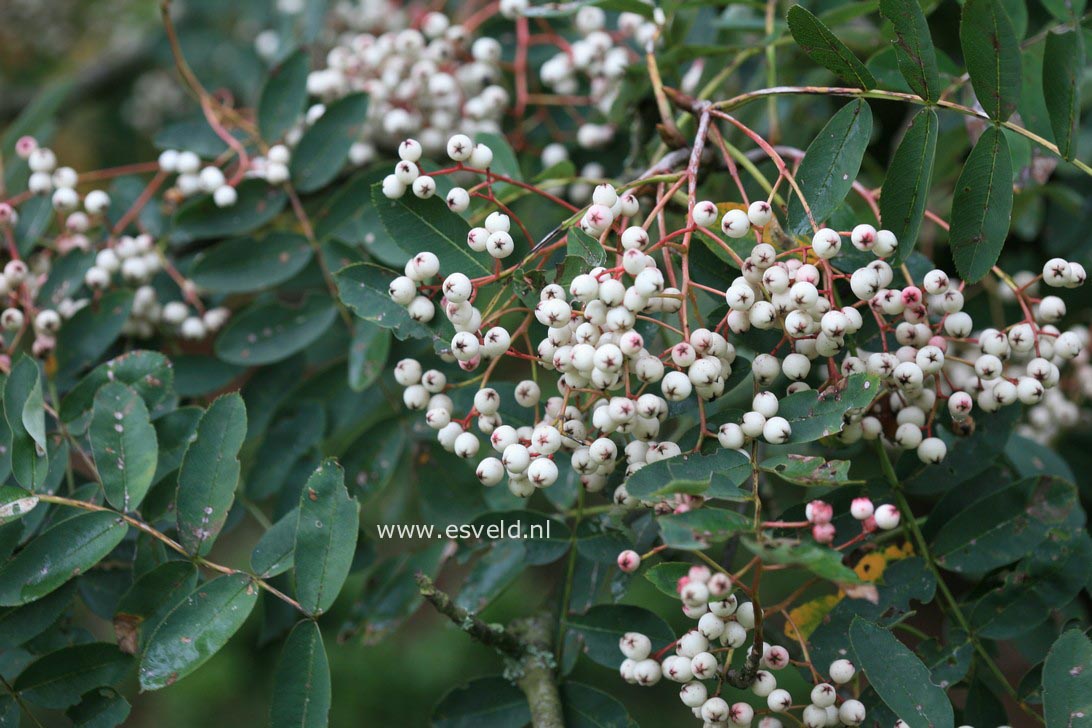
left=617, top=549, right=640, bottom=573
left=806, top=499, right=833, bottom=524
left=850, top=497, right=874, bottom=520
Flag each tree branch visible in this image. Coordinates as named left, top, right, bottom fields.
left=416, top=573, right=564, bottom=727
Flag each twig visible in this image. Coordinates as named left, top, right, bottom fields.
left=416, top=573, right=563, bottom=727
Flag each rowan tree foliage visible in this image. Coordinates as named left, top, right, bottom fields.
left=0, top=0, right=1090, bottom=726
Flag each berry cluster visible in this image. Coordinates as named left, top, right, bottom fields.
left=616, top=565, right=869, bottom=727
left=382, top=132, right=1088, bottom=517
left=301, top=8, right=507, bottom=161
left=0, top=136, right=231, bottom=359
left=531, top=4, right=653, bottom=150
left=156, top=147, right=263, bottom=207
left=801, top=496, right=900, bottom=545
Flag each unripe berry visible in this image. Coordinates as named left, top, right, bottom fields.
left=721, top=208, right=751, bottom=238
left=446, top=134, right=473, bottom=161
left=751, top=670, right=777, bottom=697
left=810, top=682, right=836, bottom=708
left=633, top=658, right=661, bottom=686
left=850, top=497, right=874, bottom=520
left=697, top=612, right=725, bottom=640
left=811, top=227, right=841, bottom=258
left=690, top=651, right=717, bottom=679
left=692, top=200, right=718, bottom=227
left=838, top=699, right=866, bottom=726
left=476, top=457, right=505, bottom=486
left=729, top=702, right=754, bottom=727
left=735, top=601, right=756, bottom=629
left=700, top=697, right=729, bottom=723
left=679, top=681, right=707, bottom=708
left=829, top=658, right=855, bottom=684
left=747, top=200, right=772, bottom=227
left=874, top=504, right=900, bottom=530
left=766, top=688, right=792, bottom=712
left=917, top=437, right=947, bottom=464
left=802, top=704, right=827, bottom=728
left=676, top=630, right=709, bottom=658
left=812, top=523, right=836, bottom=544
left=617, top=549, right=640, bottom=573
left=762, top=416, right=791, bottom=444
left=619, top=631, right=651, bottom=660
left=806, top=500, right=833, bottom=524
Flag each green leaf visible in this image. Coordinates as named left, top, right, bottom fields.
left=787, top=99, right=873, bottom=235
left=140, top=574, right=259, bottom=690
left=348, top=321, right=390, bottom=392
left=290, top=93, right=369, bottom=193
left=1041, top=0, right=1088, bottom=20
left=114, top=561, right=199, bottom=654
left=643, top=562, right=690, bottom=597
left=952, top=122, right=1017, bottom=281
left=61, top=351, right=174, bottom=433
left=777, top=372, right=880, bottom=443
left=970, top=527, right=1092, bottom=639
left=176, top=393, right=247, bottom=556
left=371, top=184, right=490, bottom=276
left=335, top=262, right=445, bottom=342
left=36, top=249, right=94, bottom=309
left=54, top=290, right=135, bottom=381
left=0, top=511, right=128, bottom=606
left=625, top=449, right=751, bottom=499
left=14, top=643, right=131, bottom=709
left=1044, top=29, right=1083, bottom=161
left=742, top=537, right=861, bottom=583
left=0, top=485, right=39, bottom=526
left=879, top=0, right=941, bottom=101
left=191, top=232, right=313, bottom=294
left=562, top=682, right=635, bottom=728
left=246, top=403, right=325, bottom=500
left=565, top=605, right=675, bottom=669
left=960, top=0, right=1021, bottom=121
left=432, top=676, right=530, bottom=728
left=1043, top=630, right=1092, bottom=727
left=90, top=383, right=158, bottom=511
left=343, top=422, right=408, bottom=499
left=469, top=510, right=571, bottom=565
left=931, top=476, right=1077, bottom=573
left=567, top=228, right=607, bottom=269
left=0, top=582, right=76, bottom=648
left=849, top=618, right=954, bottom=725
left=294, top=459, right=359, bottom=615
left=252, top=509, right=298, bottom=578
left=658, top=508, right=751, bottom=550
left=171, top=355, right=244, bottom=397
left=884, top=108, right=938, bottom=262
left=270, top=620, right=331, bottom=728
left=760, top=454, right=852, bottom=486
left=171, top=180, right=287, bottom=245
left=900, top=405, right=1020, bottom=495
left=338, top=542, right=445, bottom=645
left=258, top=50, right=310, bottom=143
left=2, top=80, right=71, bottom=156
left=151, top=407, right=202, bottom=485
left=65, top=688, right=130, bottom=728
left=454, top=540, right=525, bottom=612
left=215, top=295, right=338, bottom=366
left=786, top=5, right=876, bottom=89
left=3, top=355, right=48, bottom=492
